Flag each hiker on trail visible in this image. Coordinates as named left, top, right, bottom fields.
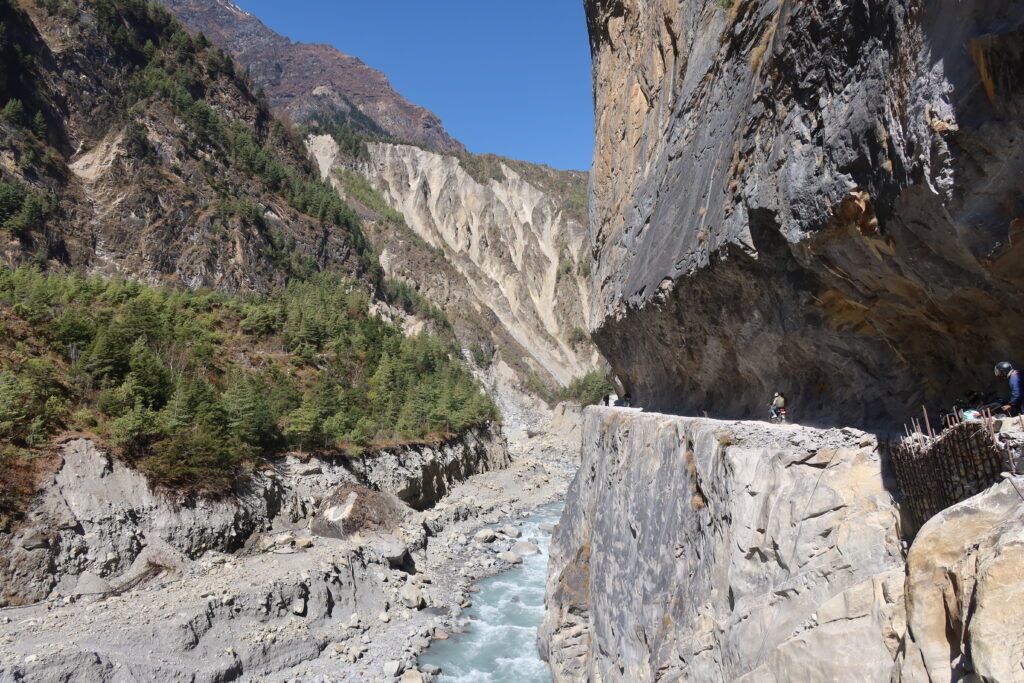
left=602, top=394, right=610, bottom=407
left=622, top=392, right=632, bottom=408
left=995, top=362, right=1023, bottom=415
left=770, top=392, right=786, bottom=420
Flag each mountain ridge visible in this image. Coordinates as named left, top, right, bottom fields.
left=158, top=0, right=463, bottom=153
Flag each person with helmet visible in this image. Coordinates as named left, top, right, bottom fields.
left=770, top=391, right=786, bottom=421
left=994, top=362, right=1022, bottom=415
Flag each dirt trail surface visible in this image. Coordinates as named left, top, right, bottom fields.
left=0, top=407, right=582, bottom=682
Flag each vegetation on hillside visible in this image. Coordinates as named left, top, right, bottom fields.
left=0, top=267, right=498, bottom=514
left=559, top=371, right=615, bottom=407
left=0, top=0, right=380, bottom=283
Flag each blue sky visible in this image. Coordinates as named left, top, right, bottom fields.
left=235, top=1, right=594, bottom=171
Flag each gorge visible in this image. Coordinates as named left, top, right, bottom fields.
left=1, top=0, right=1024, bottom=681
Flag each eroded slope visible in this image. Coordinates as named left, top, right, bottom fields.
left=312, top=136, right=599, bottom=390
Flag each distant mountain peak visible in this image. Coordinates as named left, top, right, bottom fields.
left=159, top=0, right=463, bottom=153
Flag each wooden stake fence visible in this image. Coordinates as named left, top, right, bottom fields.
left=891, top=410, right=1016, bottom=528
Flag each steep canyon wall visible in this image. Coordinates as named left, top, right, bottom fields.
left=586, top=0, right=1024, bottom=424
left=541, top=408, right=1024, bottom=681
left=540, top=409, right=907, bottom=681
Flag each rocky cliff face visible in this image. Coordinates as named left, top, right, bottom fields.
left=311, top=137, right=598, bottom=389
left=540, top=409, right=907, bottom=681
left=541, top=408, right=1024, bottom=681
left=585, top=0, right=1024, bottom=424
left=0, top=428, right=506, bottom=607
left=159, top=0, right=462, bottom=152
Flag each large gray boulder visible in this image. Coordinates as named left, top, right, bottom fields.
left=310, top=484, right=408, bottom=540
left=896, top=477, right=1024, bottom=681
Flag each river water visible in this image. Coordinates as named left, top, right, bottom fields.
left=418, top=501, right=564, bottom=683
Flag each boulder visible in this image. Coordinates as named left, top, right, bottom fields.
left=311, top=484, right=408, bottom=539
left=374, top=536, right=415, bottom=572
left=473, top=528, right=497, bottom=543
left=20, top=529, right=49, bottom=550
left=71, top=572, right=111, bottom=596
left=899, top=478, right=1024, bottom=681
left=399, top=582, right=426, bottom=610
left=400, top=670, right=424, bottom=683
left=500, top=526, right=521, bottom=538
left=511, top=541, right=540, bottom=556
left=498, top=551, right=521, bottom=564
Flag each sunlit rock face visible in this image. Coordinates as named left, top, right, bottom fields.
left=539, top=408, right=906, bottom=681
left=312, top=138, right=599, bottom=389
left=586, top=0, right=1024, bottom=424
left=361, top=143, right=595, bottom=386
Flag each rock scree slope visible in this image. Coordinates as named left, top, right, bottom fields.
left=585, top=0, right=1024, bottom=424
left=311, top=136, right=599, bottom=390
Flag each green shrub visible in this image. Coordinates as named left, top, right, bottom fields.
left=0, top=266, right=498, bottom=492
left=559, top=370, right=615, bottom=407
left=568, top=327, right=590, bottom=349
left=138, top=425, right=242, bottom=494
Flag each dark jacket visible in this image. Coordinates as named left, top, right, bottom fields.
left=1010, top=371, right=1023, bottom=414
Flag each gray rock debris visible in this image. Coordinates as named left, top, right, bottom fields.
left=1, top=426, right=507, bottom=607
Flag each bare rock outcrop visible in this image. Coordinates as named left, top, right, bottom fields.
left=540, top=408, right=906, bottom=681
left=312, top=136, right=599, bottom=389
left=897, top=476, right=1024, bottom=681
left=0, top=426, right=507, bottom=607
left=360, top=428, right=511, bottom=510
left=584, top=0, right=1024, bottom=423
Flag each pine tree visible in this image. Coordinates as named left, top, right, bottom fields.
left=397, top=381, right=433, bottom=439
left=0, top=371, right=27, bottom=440
left=283, top=393, right=322, bottom=454
left=31, top=111, right=46, bottom=139
left=126, top=338, right=172, bottom=409
left=224, top=374, right=276, bottom=450
left=111, top=398, right=163, bottom=458
left=1, top=99, right=26, bottom=126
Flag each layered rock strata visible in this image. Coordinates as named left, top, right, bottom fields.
left=585, top=0, right=1024, bottom=424
left=540, top=408, right=906, bottom=681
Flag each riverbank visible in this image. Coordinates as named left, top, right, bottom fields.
left=0, top=406, right=581, bottom=682
left=418, top=501, right=563, bottom=682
